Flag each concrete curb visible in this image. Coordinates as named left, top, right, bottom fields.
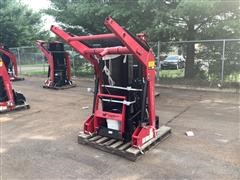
left=155, top=84, right=240, bottom=94
left=72, top=77, right=240, bottom=94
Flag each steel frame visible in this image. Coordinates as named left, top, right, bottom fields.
left=36, top=40, right=72, bottom=89
left=51, top=17, right=158, bottom=148
left=0, top=59, right=29, bottom=113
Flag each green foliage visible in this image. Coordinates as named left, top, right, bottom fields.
left=0, top=0, right=49, bottom=47
left=154, top=0, right=240, bottom=78
left=47, top=0, right=239, bottom=80
left=47, top=0, right=240, bottom=40
left=47, top=0, right=168, bottom=37
left=72, top=55, right=94, bottom=76
left=160, top=69, right=184, bottom=78
left=195, top=40, right=240, bottom=82
left=192, top=62, right=208, bottom=80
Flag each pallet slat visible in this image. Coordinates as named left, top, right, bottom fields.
left=89, top=135, right=102, bottom=141
left=78, top=125, right=171, bottom=161
left=118, top=142, right=131, bottom=151
left=103, top=139, right=117, bottom=146
left=78, top=132, right=91, bottom=139
left=109, top=141, right=124, bottom=148
left=95, top=137, right=109, bottom=144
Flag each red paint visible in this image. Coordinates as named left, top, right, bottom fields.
left=0, top=46, right=20, bottom=80
left=36, top=40, right=72, bottom=87
left=0, top=60, right=15, bottom=110
left=68, top=33, right=116, bottom=42
left=51, top=17, right=158, bottom=147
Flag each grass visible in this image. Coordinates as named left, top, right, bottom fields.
left=21, top=70, right=94, bottom=77
left=21, top=70, right=47, bottom=76
left=21, top=64, right=48, bottom=67
left=20, top=66, right=239, bottom=88
left=159, top=69, right=240, bottom=82
left=225, top=73, right=240, bottom=83
left=159, top=69, right=185, bottom=78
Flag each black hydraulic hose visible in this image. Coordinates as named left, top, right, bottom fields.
left=140, top=80, right=147, bottom=126
left=48, top=66, right=50, bottom=78
left=92, top=76, right=99, bottom=113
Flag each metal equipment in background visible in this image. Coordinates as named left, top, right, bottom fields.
left=51, top=17, right=171, bottom=161
left=0, top=58, right=29, bottom=113
left=0, top=45, right=24, bottom=81
left=36, top=40, right=76, bottom=90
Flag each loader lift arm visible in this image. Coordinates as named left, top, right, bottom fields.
left=0, top=45, right=24, bottom=81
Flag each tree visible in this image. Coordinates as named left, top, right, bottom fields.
left=153, top=0, right=240, bottom=78
left=0, top=0, right=49, bottom=47
left=47, top=0, right=240, bottom=79
left=47, top=0, right=160, bottom=35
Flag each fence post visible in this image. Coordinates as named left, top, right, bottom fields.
left=17, top=48, right=21, bottom=75
left=42, top=54, right=45, bottom=72
left=71, top=48, right=76, bottom=77
left=156, top=41, right=160, bottom=81
left=221, top=40, right=226, bottom=84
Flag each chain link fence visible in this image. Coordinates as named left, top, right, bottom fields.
left=9, top=46, right=47, bottom=75
left=9, top=45, right=93, bottom=77
left=9, top=39, right=240, bottom=88
left=152, top=39, right=240, bottom=88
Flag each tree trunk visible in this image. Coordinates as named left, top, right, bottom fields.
left=185, top=42, right=195, bottom=78
left=184, top=23, right=195, bottom=78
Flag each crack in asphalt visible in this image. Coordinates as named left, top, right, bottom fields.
left=164, top=95, right=203, bottom=126
left=164, top=105, right=192, bottom=126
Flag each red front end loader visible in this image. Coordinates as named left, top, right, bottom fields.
left=36, top=40, right=76, bottom=90
left=0, top=58, right=29, bottom=113
left=0, top=45, right=24, bottom=81
left=51, top=17, right=171, bottom=161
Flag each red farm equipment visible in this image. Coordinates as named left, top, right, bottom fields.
left=0, top=58, right=29, bottom=113
left=0, top=45, right=24, bottom=81
left=51, top=17, right=171, bottom=160
left=36, top=40, right=76, bottom=90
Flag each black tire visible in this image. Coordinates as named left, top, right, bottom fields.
left=0, top=78, right=8, bottom=102
left=155, top=116, right=160, bottom=129
left=13, top=91, right=26, bottom=105
left=176, top=64, right=179, bottom=69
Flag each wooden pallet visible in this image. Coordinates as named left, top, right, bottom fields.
left=11, top=77, right=25, bottom=81
left=78, top=126, right=171, bottom=161
left=0, top=103, right=30, bottom=114
left=43, top=84, right=76, bottom=90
